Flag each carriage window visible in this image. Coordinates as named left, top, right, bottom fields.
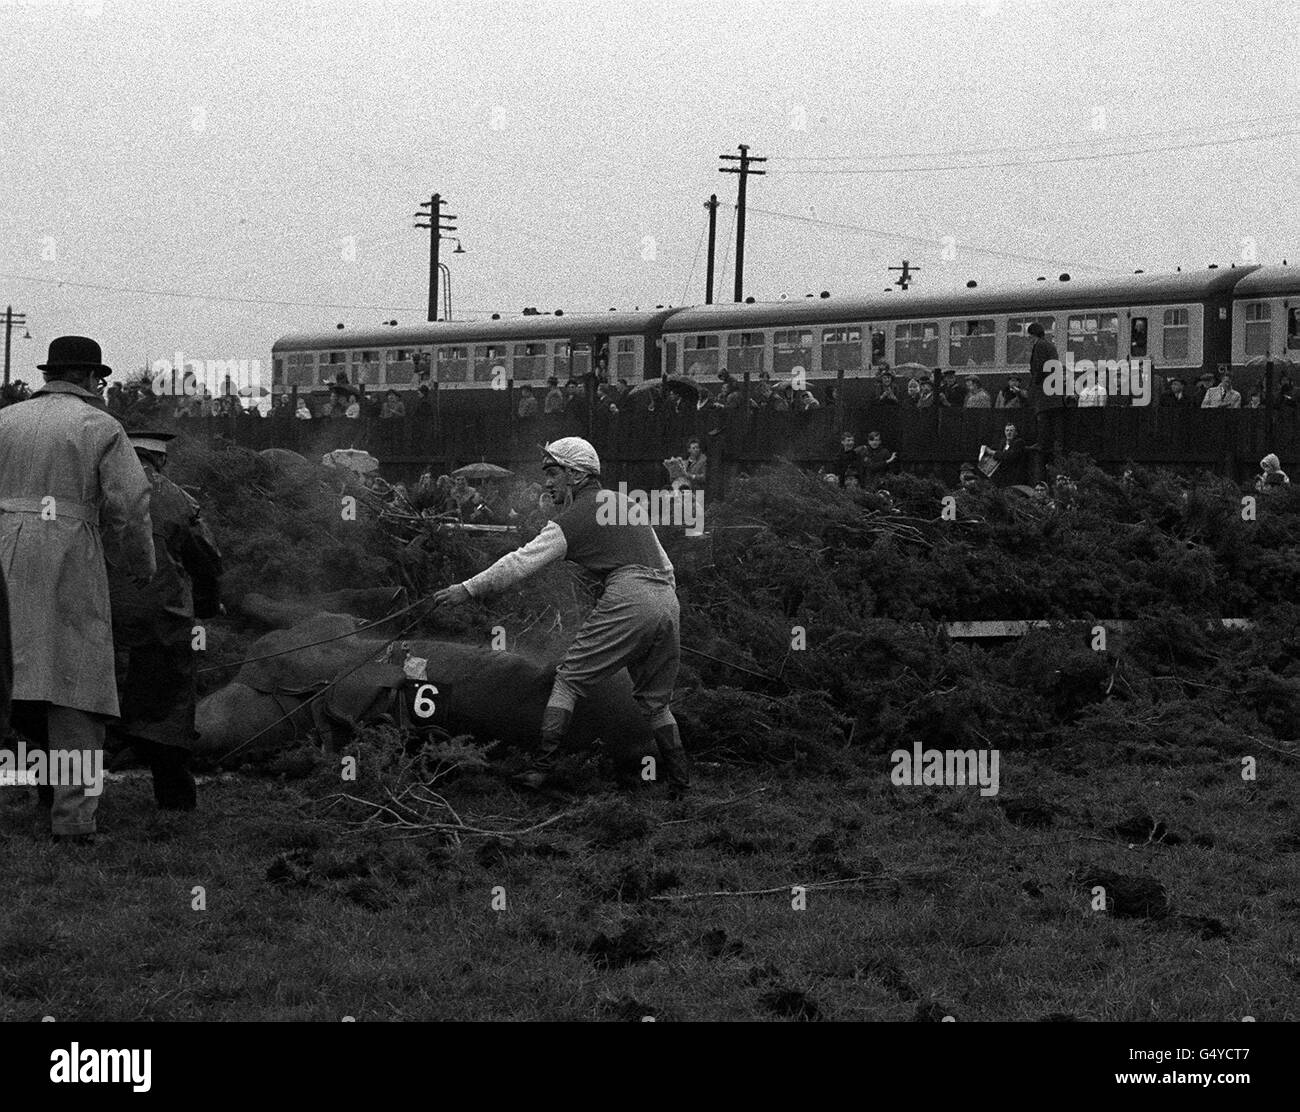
left=273, top=358, right=284, bottom=386
left=870, top=329, right=886, bottom=365
left=893, top=321, right=938, bottom=367
left=774, top=330, right=813, bottom=377
left=1244, top=302, right=1271, bottom=357
left=773, top=330, right=812, bottom=349
left=351, top=348, right=381, bottom=384
left=1129, top=316, right=1149, bottom=358
left=683, top=335, right=720, bottom=379
left=433, top=346, right=466, bottom=384
left=1007, top=316, right=1056, bottom=364
left=472, top=344, right=507, bottom=384
left=615, top=337, right=637, bottom=378
left=512, top=343, right=547, bottom=382
left=1289, top=307, right=1300, bottom=350
left=822, top=327, right=863, bottom=374
left=1067, top=313, right=1119, bottom=363
left=948, top=319, right=996, bottom=367
left=726, top=331, right=766, bottom=376
left=1162, top=308, right=1189, bottom=361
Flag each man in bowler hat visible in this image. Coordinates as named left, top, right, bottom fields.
left=0, top=336, right=155, bottom=842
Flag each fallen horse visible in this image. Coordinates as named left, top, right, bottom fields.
left=195, top=614, right=658, bottom=782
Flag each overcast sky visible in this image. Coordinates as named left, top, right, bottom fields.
left=1, top=0, right=1295, bottom=383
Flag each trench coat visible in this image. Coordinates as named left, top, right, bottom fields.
left=0, top=382, right=156, bottom=716
left=109, top=459, right=222, bottom=747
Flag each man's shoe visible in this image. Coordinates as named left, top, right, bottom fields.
left=653, top=724, right=691, bottom=796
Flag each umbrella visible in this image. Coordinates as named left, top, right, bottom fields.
left=322, top=448, right=379, bottom=475
left=452, top=461, right=513, bottom=481
left=627, top=375, right=702, bottom=401
left=893, top=362, right=934, bottom=377
left=1245, top=353, right=1300, bottom=367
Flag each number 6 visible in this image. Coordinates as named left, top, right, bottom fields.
left=413, top=683, right=438, bottom=718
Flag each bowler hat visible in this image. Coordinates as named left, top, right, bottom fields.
left=37, top=335, right=113, bottom=378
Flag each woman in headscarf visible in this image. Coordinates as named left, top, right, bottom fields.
left=1256, top=453, right=1290, bottom=494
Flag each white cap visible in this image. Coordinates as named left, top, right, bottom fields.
left=541, top=437, right=601, bottom=475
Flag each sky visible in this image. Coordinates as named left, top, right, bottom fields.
left=1, top=0, right=1296, bottom=385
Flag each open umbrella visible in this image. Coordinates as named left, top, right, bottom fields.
left=452, top=461, right=513, bottom=481
left=627, top=375, right=702, bottom=401
left=893, top=362, right=934, bottom=377
left=322, top=448, right=379, bottom=475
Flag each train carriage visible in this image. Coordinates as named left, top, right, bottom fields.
left=658, top=266, right=1258, bottom=401
left=1229, top=265, right=1300, bottom=374
left=270, top=309, right=679, bottom=401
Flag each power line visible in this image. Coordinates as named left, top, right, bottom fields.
left=746, top=205, right=1123, bottom=274
left=680, top=218, right=707, bottom=307
left=767, top=109, right=1300, bottom=163
left=769, top=125, right=1300, bottom=175
left=0, top=271, right=427, bottom=312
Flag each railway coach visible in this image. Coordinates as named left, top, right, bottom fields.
left=270, top=309, right=677, bottom=400
left=659, top=265, right=1264, bottom=401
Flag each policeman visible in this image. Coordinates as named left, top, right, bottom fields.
left=434, top=437, right=690, bottom=795
left=108, top=431, right=222, bottom=811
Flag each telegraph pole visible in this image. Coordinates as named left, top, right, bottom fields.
left=4, top=306, right=29, bottom=388
left=888, top=260, right=919, bottom=290
left=704, top=194, right=719, bottom=305
left=719, top=144, right=766, bottom=303
left=415, top=194, right=457, bottom=322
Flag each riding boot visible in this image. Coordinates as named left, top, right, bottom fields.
left=514, top=705, right=571, bottom=787
left=143, top=740, right=198, bottom=812
left=653, top=723, right=691, bottom=798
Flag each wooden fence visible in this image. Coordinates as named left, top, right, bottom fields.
left=173, top=394, right=1300, bottom=494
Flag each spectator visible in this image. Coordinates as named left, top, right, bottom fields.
left=1192, top=372, right=1213, bottom=407
left=379, top=389, right=406, bottom=419
left=295, top=397, right=313, bottom=419
left=754, top=370, right=774, bottom=406
left=988, top=422, right=1028, bottom=486
left=903, top=377, right=923, bottom=407
left=834, top=432, right=864, bottom=486
left=411, top=383, right=434, bottom=419
left=1247, top=387, right=1263, bottom=409
left=1160, top=377, right=1193, bottom=407
left=964, top=377, right=992, bottom=408
left=917, top=380, right=937, bottom=408
left=1256, top=453, right=1291, bottom=494
left=1027, top=322, right=1060, bottom=406
left=875, top=371, right=899, bottom=405
left=958, top=462, right=982, bottom=492
left=544, top=377, right=565, bottom=415
left=1077, top=377, right=1107, bottom=406
left=1275, top=375, right=1295, bottom=407
left=794, top=384, right=820, bottom=411
left=843, top=474, right=862, bottom=492
left=996, top=376, right=1028, bottom=408
left=1202, top=373, right=1241, bottom=408
left=343, top=396, right=361, bottom=419
left=450, top=475, right=482, bottom=517
left=861, top=430, right=896, bottom=479
left=517, top=386, right=539, bottom=418
left=770, top=386, right=790, bottom=412
left=939, top=369, right=967, bottom=408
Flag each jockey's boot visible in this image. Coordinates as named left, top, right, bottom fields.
left=513, top=705, right=571, bottom=788
left=653, top=723, right=691, bottom=799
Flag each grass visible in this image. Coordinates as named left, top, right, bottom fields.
left=2, top=741, right=1294, bottom=1022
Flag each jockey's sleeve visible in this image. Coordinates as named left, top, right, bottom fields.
left=461, top=520, right=568, bottom=598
